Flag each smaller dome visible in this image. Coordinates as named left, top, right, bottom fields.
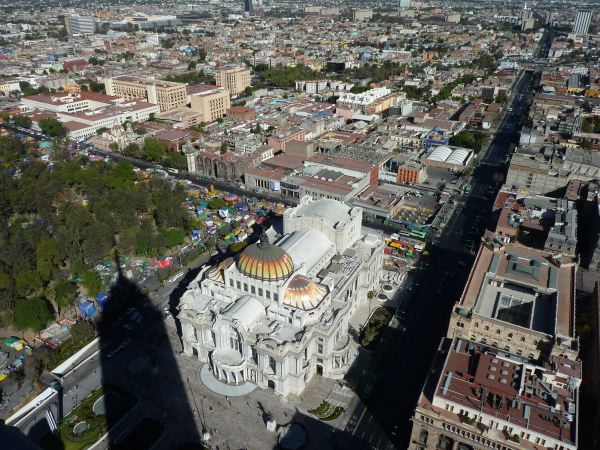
left=283, top=275, right=328, bottom=310
left=207, top=258, right=233, bottom=283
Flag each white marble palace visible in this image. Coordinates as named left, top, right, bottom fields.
left=178, top=196, right=384, bottom=396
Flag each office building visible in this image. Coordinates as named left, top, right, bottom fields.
left=64, top=14, right=96, bottom=35
left=179, top=197, right=384, bottom=396
left=104, top=76, right=187, bottom=112
left=189, top=85, right=231, bottom=123
left=572, top=10, right=592, bottom=35
left=215, top=66, right=251, bottom=97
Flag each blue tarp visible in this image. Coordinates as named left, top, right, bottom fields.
left=96, top=292, right=109, bottom=309
left=79, top=301, right=97, bottom=318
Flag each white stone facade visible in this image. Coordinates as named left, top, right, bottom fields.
left=178, top=197, right=384, bottom=396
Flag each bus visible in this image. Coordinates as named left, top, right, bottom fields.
left=410, top=228, right=427, bottom=239
left=167, top=167, right=179, bottom=174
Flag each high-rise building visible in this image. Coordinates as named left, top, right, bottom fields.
left=215, top=66, right=251, bottom=97
left=64, top=14, right=96, bottom=35
left=244, top=0, right=253, bottom=13
left=572, top=10, right=592, bottom=35
left=104, top=76, right=187, bottom=112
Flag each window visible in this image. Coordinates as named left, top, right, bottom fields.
left=229, top=279, right=234, bottom=287
left=274, top=293, right=279, bottom=302
left=266, top=290, right=271, bottom=299
left=269, top=356, right=276, bottom=373
left=236, top=281, right=241, bottom=289
left=251, top=347, right=258, bottom=364
left=258, top=288, right=263, bottom=296
left=243, top=283, right=248, bottom=292
left=317, top=343, right=323, bottom=354
left=251, top=286, right=256, bottom=294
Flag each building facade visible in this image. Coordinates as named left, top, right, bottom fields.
left=104, top=76, right=187, bottom=112
left=215, top=66, right=251, bottom=96
left=189, top=86, right=231, bottom=123
left=178, top=197, right=384, bottom=396
left=64, top=14, right=95, bottom=35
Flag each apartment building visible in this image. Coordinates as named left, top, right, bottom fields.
left=336, top=88, right=402, bottom=118
left=397, top=161, right=426, bottom=185
left=214, top=66, right=251, bottom=96
left=189, top=85, right=231, bottom=123
left=104, top=76, right=187, bottom=112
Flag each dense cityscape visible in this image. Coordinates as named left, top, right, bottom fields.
left=0, top=1, right=599, bottom=449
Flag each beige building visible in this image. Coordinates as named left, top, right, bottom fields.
left=215, top=66, right=251, bottom=96
left=189, top=85, right=231, bottom=123
left=104, top=76, right=187, bottom=112
left=447, top=239, right=579, bottom=361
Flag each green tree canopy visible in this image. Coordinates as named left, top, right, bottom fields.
left=142, top=138, right=166, bottom=161
left=39, top=118, right=66, bottom=137
left=13, top=115, right=32, bottom=128
left=53, top=280, right=77, bottom=311
left=14, top=297, right=52, bottom=331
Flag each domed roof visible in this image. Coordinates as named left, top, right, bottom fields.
left=207, top=257, right=234, bottom=283
left=237, top=242, right=294, bottom=281
left=283, top=275, right=328, bottom=310
left=295, top=199, right=353, bottom=225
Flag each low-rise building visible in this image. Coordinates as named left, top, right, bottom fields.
left=448, top=240, right=579, bottom=361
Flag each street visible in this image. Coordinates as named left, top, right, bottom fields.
left=356, top=70, right=535, bottom=449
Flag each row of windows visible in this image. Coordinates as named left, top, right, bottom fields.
left=441, top=423, right=514, bottom=450
left=229, top=278, right=279, bottom=301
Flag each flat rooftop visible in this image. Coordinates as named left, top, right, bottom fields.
left=460, top=243, right=575, bottom=338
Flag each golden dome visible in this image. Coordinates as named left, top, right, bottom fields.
left=237, top=242, right=294, bottom=281
left=283, top=275, right=328, bottom=310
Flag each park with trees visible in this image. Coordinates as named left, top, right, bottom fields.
left=0, top=135, right=197, bottom=332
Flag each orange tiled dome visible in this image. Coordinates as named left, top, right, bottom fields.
left=237, top=242, right=294, bottom=281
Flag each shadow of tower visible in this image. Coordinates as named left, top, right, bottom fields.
left=95, top=252, right=201, bottom=449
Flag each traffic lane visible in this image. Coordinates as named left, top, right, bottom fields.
left=370, top=249, right=467, bottom=447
